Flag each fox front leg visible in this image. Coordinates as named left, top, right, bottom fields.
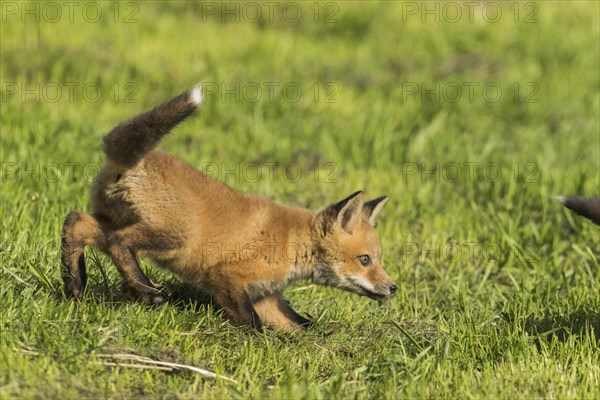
left=253, top=295, right=311, bottom=331
left=212, top=286, right=263, bottom=329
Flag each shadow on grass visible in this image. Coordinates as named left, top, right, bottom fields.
left=521, top=308, right=600, bottom=345
left=51, top=279, right=219, bottom=314
left=51, top=281, right=326, bottom=339
left=168, top=283, right=217, bottom=311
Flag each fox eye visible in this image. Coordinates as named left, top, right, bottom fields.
left=357, top=254, right=371, bottom=267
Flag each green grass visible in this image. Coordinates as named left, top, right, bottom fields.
left=1, top=1, right=599, bottom=398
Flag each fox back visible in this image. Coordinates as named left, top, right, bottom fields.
left=60, top=84, right=396, bottom=330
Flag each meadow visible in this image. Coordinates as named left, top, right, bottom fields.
left=1, top=1, right=599, bottom=398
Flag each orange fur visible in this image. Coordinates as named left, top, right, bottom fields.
left=60, top=85, right=396, bottom=330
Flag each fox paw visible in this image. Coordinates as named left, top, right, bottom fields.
left=120, top=282, right=171, bottom=305
left=145, top=283, right=171, bottom=305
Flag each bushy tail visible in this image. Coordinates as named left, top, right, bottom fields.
left=103, top=84, right=203, bottom=166
left=557, top=196, right=600, bottom=225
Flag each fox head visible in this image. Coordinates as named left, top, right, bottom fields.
left=311, top=191, right=397, bottom=300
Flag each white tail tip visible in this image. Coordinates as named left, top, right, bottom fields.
left=190, top=84, right=203, bottom=106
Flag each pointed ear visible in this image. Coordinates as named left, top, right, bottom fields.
left=332, top=191, right=365, bottom=233
left=363, top=195, right=388, bottom=226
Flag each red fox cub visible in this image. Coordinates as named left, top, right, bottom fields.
left=60, top=84, right=397, bottom=330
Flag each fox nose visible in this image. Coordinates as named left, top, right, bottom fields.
left=389, top=284, right=397, bottom=294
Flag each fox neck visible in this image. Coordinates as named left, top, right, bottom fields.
left=283, top=211, right=325, bottom=283
left=288, top=212, right=335, bottom=285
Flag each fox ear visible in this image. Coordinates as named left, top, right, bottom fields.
left=363, top=196, right=388, bottom=226
left=332, top=191, right=365, bottom=233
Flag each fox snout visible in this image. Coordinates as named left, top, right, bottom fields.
left=388, top=283, right=398, bottom=294
left=359, top=281, right=397, bottom=300
left=369, top=278, right=398, bottom=299
left=348, top=269, right=397, bottom=300
left=365, top=264, right=397, bottom=298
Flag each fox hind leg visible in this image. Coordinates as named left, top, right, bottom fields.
left=60, top=211, right=105, bottom=298
left=61, top=212, right=167, bottom=304
left=104, top=228, right=169, bottom=304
